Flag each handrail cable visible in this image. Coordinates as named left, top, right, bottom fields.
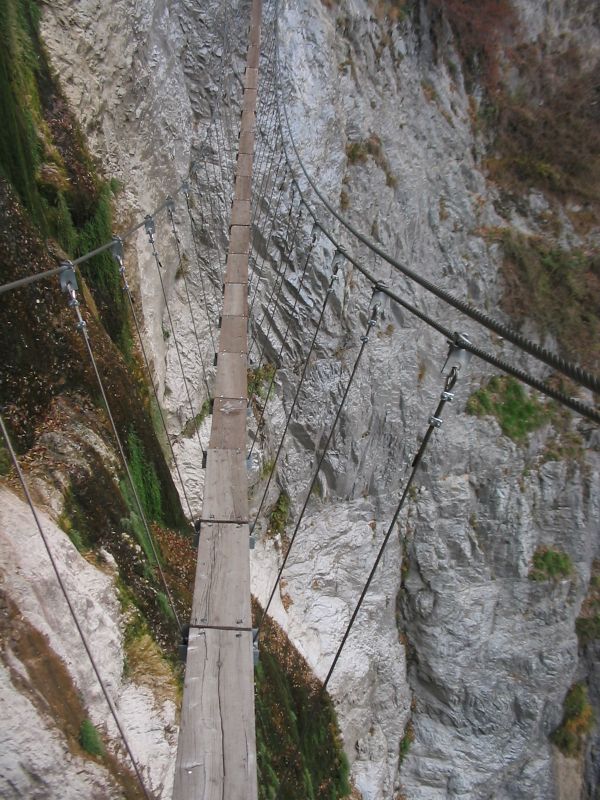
left=183, top=187, right=217, bottom=353
left=248, top=223, right=320, bottom=459
left=274, top=7, right=600, bottom=396
left=167, top=205, right=212, bottom=400
left=145, top=221, right=208, bottom=462
left=249, top=181, right=298, bottom=348
left=255, top=295, right=382, bottom=640
left=0, top=414, right=155, bottom=800
left=62, top=276, right=181, bottom=629
left=251, top=194, right=305, bottom=363
left=250, top=248, right=343, bottom=534
left=113, top=241, right=196, bottom=522
left=270, top=36, right=600, bottom=425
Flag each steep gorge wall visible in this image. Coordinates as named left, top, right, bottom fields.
left=27, top=1, right=600, bottom=799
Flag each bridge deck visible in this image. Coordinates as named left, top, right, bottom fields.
left=172, top=3, right=262, bottom=797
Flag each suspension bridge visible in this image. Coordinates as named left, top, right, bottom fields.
left=1, top=0, right=599, bottom=798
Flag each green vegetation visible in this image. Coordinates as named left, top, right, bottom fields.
left=0, top=0, right=130, bottom=355
left=127, top=430, right=163, bottom=524
left=529, top=547, right=572, bottom=582
left=181, top=399, right=211, bottom=438
left=398, top=721, right=414, bottom=764
left=157, top=591, right=175, bottom=623
left=255, top=606, right=351, bottom=800
left=493, top=229, right=600, bottom=369
left=345, top=134, right=397, bottom=188
left=0, top=445, right=11, bottom=475
left=466, top=375, right=546, bottom=442
left=79, top=719, right=104, bottom=757
left=576, top=568, right=600, bottom=646
left=268, top=492, right=290, bottom=539
left=119, top=478, right=158, bottom=566
left=551, top=683, right=594, bottom=757
left=248, top=363, right=276, bottom=400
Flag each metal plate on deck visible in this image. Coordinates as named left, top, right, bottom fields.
left=191, top=523, right=251, bottom=628
left=202, top=448, right=248, bottom=521
left=209, top=398, right=246, bottom=449
left=214, top=352, right=247, bottom=400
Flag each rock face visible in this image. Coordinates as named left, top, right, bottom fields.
left=0, top=486, right=178, bottom=798
left=29, top=0, right=600, bottom=799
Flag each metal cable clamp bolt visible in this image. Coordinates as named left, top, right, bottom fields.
left=144, top=214, right=155, bottom=243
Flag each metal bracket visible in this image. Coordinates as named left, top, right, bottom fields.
left=144, top=214, right=155, bottom=240
left=59, top=262, right=77, bottom=294
left=441, top=391, right=454, bottom=402
left=429, top=416, right=443, bottom=428
left=441, top=332, right=473, bottom=376
left=110, top=236, right=124, bottom=266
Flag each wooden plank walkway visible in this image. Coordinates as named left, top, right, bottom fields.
left=172, top=2, right=262, bottom=797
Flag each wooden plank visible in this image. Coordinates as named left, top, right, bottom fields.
left=172, top=629, right=257, bottom=800
left=219, top=315, right=247, bottom=354
left=244, top=68, right=258, bottom=90
left=239, top=129, right=255, bottom=154
left=191, top=523, right=251, bottom=627
left=224, top=254, right=249, bottom=286
left=234, top=175, right=251, bottom=201
left=242, top=89, right=258, bottom=116
left=229, top=225, right=250, bottom=255
left=223, top=282, right=248, bottom=316
left=213, top=352, right=247, bottom=400
left=247, top=45, right=259, bottom=69
left=240, top=107, right=255, bottom=132
left=231, top=199, right=250, bottom=227
left=202, top=449, right=248, bottom=521
left=236, top=152, right=253, bottom=178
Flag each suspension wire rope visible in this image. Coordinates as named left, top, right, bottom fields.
left=251, top=191, right=306, bottom=363
left=273, top=5, right=600, bottom=397
left=251, top=108, right=283, bottom=225
left=250, top=174, right=298, bottom=324
left=189, top=161, right=226, bottom=324
left=167, top=201, right=212, bottom=400
left=111, top=240, right=196, bottom=523
left=248, top=222, right=320, bottom=459
left=249, top=146, right=287, bottom=294
left=0, top=414, right=155, bottom=800
left=182, top=182, right=217, bottom=353
left=199, top=150, right=227, bottom=287
left=144, top=217, right=208, bottom=463
left=250, top=249, right=342, bottom=527
left=266, top=31, right=600, bottom=425
left=0, top=179, right=191, bottom=297
left=249, top=187, right=303, bottom=360
left=255, top=292, right=382, bottom=641
left=323, top=365, right=461, bottom=689
left=249, top=157, right=291, bottom=319
left=252, top=82, right=281, bottom=212
left=60, top=272, right=181, bottom=630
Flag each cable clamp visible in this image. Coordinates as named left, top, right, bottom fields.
left=76, top=318, right=87, bottom=331
left=429, top=415, right=443, bottom=428
left=360, top=334, right=369, bottom=343
left=441, top=390, right=454, bottom=402
left=442, top=332, right=472, bottom=376
left=166, top=195, right=176, bottom=213
left=59, top=262, right=77, bottom=294
left=144, top=214, right=155, bottom=242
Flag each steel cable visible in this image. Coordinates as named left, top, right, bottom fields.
left=0, top=415, right=155, bottom=800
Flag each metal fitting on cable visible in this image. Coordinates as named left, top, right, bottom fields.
left=310, top=221, right=320, bottom=243
left=166, top=196, right=175, bottom=214
left=144, top=214, right=155, bottom=243
left=441, top=332, right=473, bottom=376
